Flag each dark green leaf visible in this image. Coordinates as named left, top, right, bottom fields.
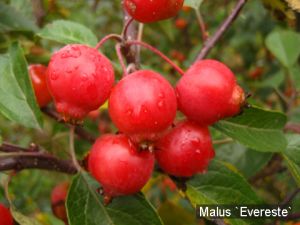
left=67, top=173, right=163, bottom=225
left=214, top=107, right=287, bottom=152
left=283, top=134, right=300, bottom=186
left=265, top=30, right=300, bottom=67
left=37, top=20, right=98, bottom=46
left=186, top=160, right=263, bottom=225
left=0, top=42, right=43, bottom=129
left=215, top=142, right=272, bottom=178
left=0, top=2, right=37, bottom=32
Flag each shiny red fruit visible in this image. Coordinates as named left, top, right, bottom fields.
left=0, top=204, right=13, bottom=225
left=47, top=44, right=114, bottom=120
left=51, top=182, right=69, bottom=223
left=224, top=85, right=245, bottom=117
left=29, top=64, right=52, bottom=107
left=88, top=134, right=154, bottom=197
left=155, top=120, right=215, bottom=177
left=176, top=59, right=244, bottom=125
left=109, top=70, right=177, bottom=142
left=124, top=0, right=184, bottom=23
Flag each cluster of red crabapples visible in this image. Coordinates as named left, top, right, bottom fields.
left=27, top=0, right=245, bottom=202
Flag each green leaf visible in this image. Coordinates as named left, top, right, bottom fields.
left=265, top=30, right=300, bottom=67
left=283, top=134, right=300, bottom=186
left=214, top=107, right=287, bottom=152
left=9, top=0, right=34, bottom=21
left=186, top=160, right=263, bottom=225
left=184, top=0, right=203, bottom=9
left=0, top=42, right=43, bottom=129
left=289, top=64, right=300, bottom=89
left=216, top=142, right=272, bottom=178
left=158, top=201, right=195, bottom=225
left=67, top=173, right=163, bottom=225
left=11, top=209, right=43, bottom=225
left=37, top=20, right=98, bottom=46
left=0, top=2, right=37, bottom=32
left=256, top=70, right=284, bottom=88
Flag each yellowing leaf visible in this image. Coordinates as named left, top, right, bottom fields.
left=285, top=0, right=300, bottom=12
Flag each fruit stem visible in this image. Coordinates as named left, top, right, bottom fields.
left=95, top=34, right=123, bottom=50
left=195, top=9, right=208, bottom=42
left=115, top=43, right=128, bottom=76
left=122, top=17, right=134, bottom=39
left=126, top=40, right=185, bottom=76
left=213, top=138, right=233, bottom=145
left=69, top=126, right=81, bottom=172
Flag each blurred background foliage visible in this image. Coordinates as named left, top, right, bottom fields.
left=0, top=0, right=300, bottom=224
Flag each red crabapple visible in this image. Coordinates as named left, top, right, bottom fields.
left=51, top=182, right=69, bottom=223
left=29, top=64, right=52, bottom=107
left=155, top=120, right=215, bottom=177
left=47, top=44, right=114, bottom=121
left=0, top=204, right=13, bottom=225
left=88, top=134, right=154, bottom=198
left=124, top=0, right=184, bottom=23
left=176, top=59, right=245, bottom=125
left=108, top=70, right=177, bottom=142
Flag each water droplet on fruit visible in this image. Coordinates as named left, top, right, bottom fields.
left=158, top=92, right=164, bottom=98
left=195, top=149, right=202, bottom=154
left=51, top=72, right=59, bottom=80
left=81, top=73, right=88, bottom=81
left=154, top=121, right=158, bottom=126
left=157, top=100, right=164, bottom=108
left=126, top=109, right=133, bottom=116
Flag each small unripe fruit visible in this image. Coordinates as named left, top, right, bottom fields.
left=47, top=44, right=114, bottom=121
left=175, top=18, right=188, bottom=30
left=176, top=59, right=245, bottom=125
left=155, top=120, right=215, bottom=177
left=88, top=134, right=154, bottom=197
left=124, top=0, right=184, bottom=23
left=29, top=64, right=52, bottom=107
left=51, top=182, right=69, bottom=223
left=0, top=204, right=13, bottom=225
left=109, top=70, right=177, bottom=142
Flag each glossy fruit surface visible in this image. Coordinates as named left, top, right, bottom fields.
left=51, top=182, right=69, bottom=223
left=176, top=59, right=243, bottom=125
left=155, top=120, right=215, bottom=177
left=29, top=64, right=52, bottom=107
left=47, top=44, right=114, bottom=120
left=0, top=204, right=13, bottom=225
left=124, top=0, right=184, bottom=23
left=109, top=70, right=177, bottom=142
left=224, top=84, right=245, bottom=117
left=88, top=134, right=154, bottom=197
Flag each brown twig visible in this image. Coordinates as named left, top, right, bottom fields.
left=280, top=188, right=300, bottom=207
left=195, top=9, right=208, bottom=42
left=196, top=0, right=247, bottom=61
left=41, top=107, right=96, bottom=143
left=121, top=7, right=140, bottom=72
left=31, top=0, right=46, bottom=27
left=0, top=151, right=76, bottom=174
left=284, top=123, right=300, bottom=134
left=249, top=155, right=286, bottom=184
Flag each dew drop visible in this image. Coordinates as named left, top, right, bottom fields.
left=81, top=73, right=88, bottom=81
left=157, top=100, right=164, bottom=108
left=50, top=72, right=59, bottom=80
left=195, top=149, right=202, bottom=154
left=126, top=109, right=133, bottom=116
